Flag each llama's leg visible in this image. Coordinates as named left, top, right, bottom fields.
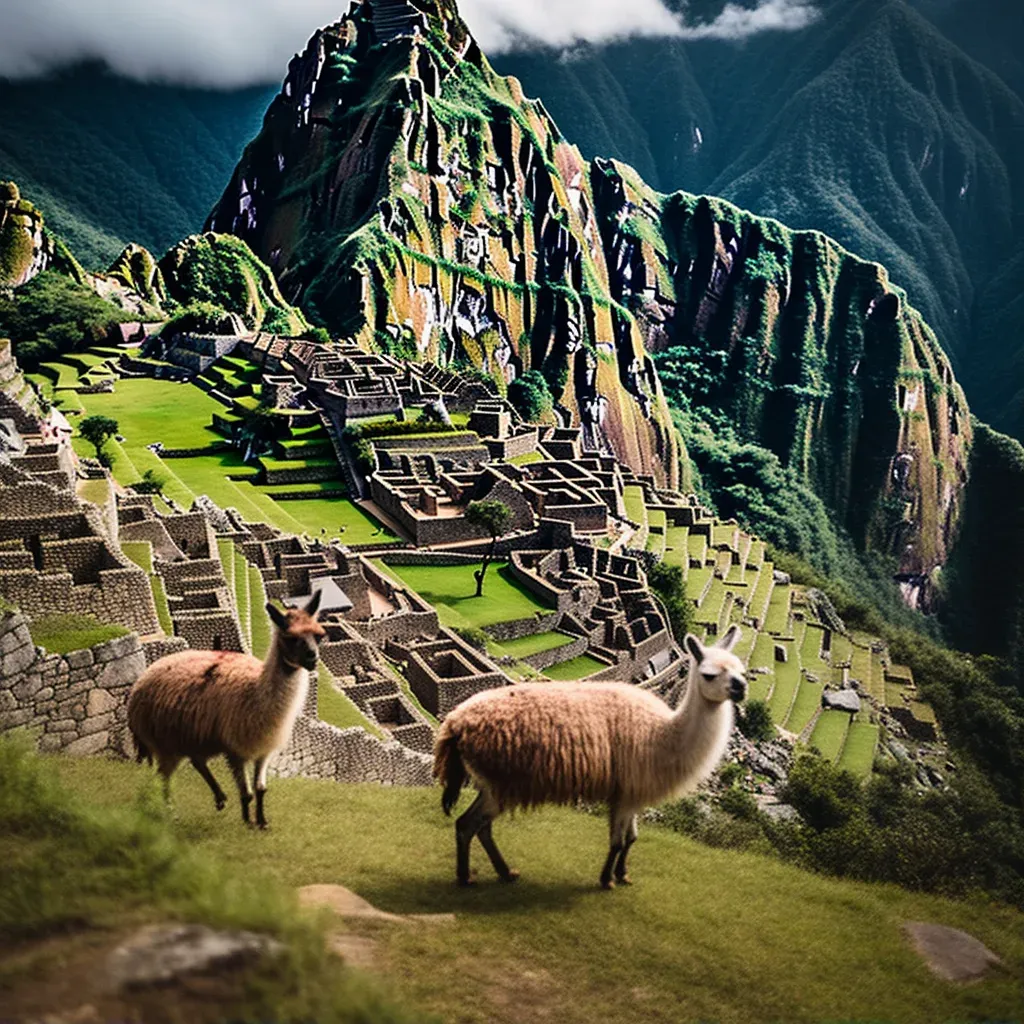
left=614, top=814, right=639, bottom=885
left=600, top=806, right=630, bottom=890
left=477, top=816, right=518, bottom=883
left=455, top=792, right=489, bottom=886
left=226, top=754, right=254, bottom=825
left=157, top=754, right=182, bottom=804
left=252, top=755, right=271, bottom=830
left=190, top=757, right=227, bottom=811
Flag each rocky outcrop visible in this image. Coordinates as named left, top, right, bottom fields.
left=206, top=0, right=972, bottom=574
left=0, top=181, right=84, bottom=289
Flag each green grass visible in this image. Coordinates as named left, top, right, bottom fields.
left=120, top=540, right=154, bottom=574
left=378, top=562, right=553, bottom=630
left=838, top=722, right=880, bottom=778
left=249, top=567, right=272, bottom=659
left=233, top=548, right=251, bottom=650
left=766, top=647, right=800, bottom=726
left=77, top=478, right=111, bottom=506
left=809, top=710, right=851, bottom=761
left=541, top=655, right=607, bottom=681
left=77, top=377, right=225, bottom=451
left=662, top=525, right=689, bottom=568
left=268, top=497, right=394, bottom=544
left=508, top=450, right=544, bottom=466
left=316, top=667, right=383, bottom=738
left=784, top=677, right=824, bottom=736
left=150, top=573, right=173, bottom=636
left=489, top=631, right=576, bottom=659
left=764, top=583, right=791, bottom=634
left=35, top=751, right=1024, bottom=1024
left=0, top=738, right=419, bottom=1022
left=27, top=614, right=129, bottom=655
left=623, top=485, right=647, bottom=528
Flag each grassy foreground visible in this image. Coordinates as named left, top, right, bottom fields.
left=5, top=749, right=1021, bottom=1024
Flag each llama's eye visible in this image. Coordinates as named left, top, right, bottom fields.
left=701, top=670, right=719, bottom=681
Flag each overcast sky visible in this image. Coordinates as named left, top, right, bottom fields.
left=0, top=0, right=821, bottom=88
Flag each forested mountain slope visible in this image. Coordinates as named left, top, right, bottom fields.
left=494, top=0, right=1024, bottom=437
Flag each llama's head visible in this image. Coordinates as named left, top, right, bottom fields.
left=267, top=590, right=326, bottom=671
left=685, top=625, right=746, bottom=703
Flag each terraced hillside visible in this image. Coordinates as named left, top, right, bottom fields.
left=624, top=478, right=938, bottom=779
left=29, top=343, right=392, bottom=545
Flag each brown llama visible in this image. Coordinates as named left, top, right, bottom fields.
left=433, top=626, right=746, bottom=888
left=128, top=592, right=324, bottom=828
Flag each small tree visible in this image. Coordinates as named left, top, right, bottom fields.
left=737, top=699, right=775, bottom=742
left=80, top=415, right=118, bottom=462
left=465, top=499, right=514, bottom=597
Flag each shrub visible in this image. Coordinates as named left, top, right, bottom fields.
left=737, top=699, right=774, bottom=742
left=163, top=300, right=234, bottom=336
left=508, top=369, right=552, bottom=422
left=455, top=627, right=489, bottom=651
left=79, top=414, right=118, bottom=460
left=646, top=560, right=695, bottom=640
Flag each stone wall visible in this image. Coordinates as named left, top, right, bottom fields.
left=0, top=611, right=145, bottom=756
left=272, top=713, right=432, bottom=786
left=483, top=611, right=561, bottom=642
left=522, top=634, right=589, bottom=671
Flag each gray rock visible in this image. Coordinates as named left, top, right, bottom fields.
left=65, top=649, right=94, bottom=670
left=903, top=922, right=1002, bottom=982
left=87, top=687, right=119, bottom=717
left=2, top=641, right=36, bottom=678
left=65, top=731, right=109, bottom=756
left=759, top=802, right=800, bottom=823
left=105, top=924, right=283, bottom=991
left=822, top=689, right=861, bottom=713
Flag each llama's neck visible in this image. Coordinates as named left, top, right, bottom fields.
left=259, top=640, right=308, bottom=703
left=658, top=671, right=735, bottom=794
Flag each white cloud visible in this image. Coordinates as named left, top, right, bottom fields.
left=0, top=0, right=821, bottom=88
left=675, top=0, right=821, bottom=41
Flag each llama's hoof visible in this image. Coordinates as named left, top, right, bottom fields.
left=257, top=822, right=270, bottom=831
left=500, top=869, right=520, bottom=884
left=214, top=797, right=226, bottom=811
left=600, top=878, right=615, bottom=890
left=615, top=874, right=633, bottom=886
left=457, top=872, right=478, bottom=887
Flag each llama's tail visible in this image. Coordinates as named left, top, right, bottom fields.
left=434, top=726, right=466, bottom=817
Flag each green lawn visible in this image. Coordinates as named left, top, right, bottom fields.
left=623, top=485, right=647, bottom=528
left=489, top=631, right=576, bottom=659
left=838, top=722, right=880, bottom=778
left=77, top=377, right=225, bottom=451
left=809, top=710, right=851, bottom=761
left=378, top=561, right=553, bottom=629
left=508, top=450, right=543, bottom=466
left=150, top=574, right=173, bottom=636
left=764, top=583, right=791, bottom=634
left=76, top=478, right=111, bottom=507
left=249, top=566, right=272, bottom=659
left=541, top=654, right=607, bottom=681
left=28, top=614, right=129, bottom=655
left=662, top=525, right=689, bottom=568
left=32, top=752, right=1024, bottom=1024
left=316, top=666, right=383, bottom=738
left=120, top=540, right=154, bottom=574
left=766, top=648, right=800, bottom=726
left=0, top=740, right=414, bottom=1023
left=784, top=677, right=824, bottom=735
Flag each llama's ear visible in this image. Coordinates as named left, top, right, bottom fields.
left=684, top=633, right=704, bottom=664
left=304, top=588, right=322, bottom=617
left=717, top=624, right=741, bottom=652
left=266, top=602, right=289, bottom=631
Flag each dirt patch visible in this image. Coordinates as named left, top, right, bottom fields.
left=904, top=921, right=1003, bottom=983
left=0, top=926, right=279, bottom=1024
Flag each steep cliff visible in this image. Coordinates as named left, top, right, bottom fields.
left=207, top=0, right=969, bottom=579
left=0, top=181, right=85, bottom=289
